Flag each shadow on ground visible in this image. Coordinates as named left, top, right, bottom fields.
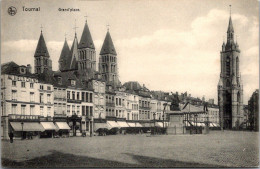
left=2, top=150, right=224, bottom=168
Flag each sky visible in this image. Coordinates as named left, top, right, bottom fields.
left=1, top=0, right=259, bottom=103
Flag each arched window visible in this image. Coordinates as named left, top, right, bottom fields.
left=237, top=92, right=240, bottom=102
left=236, top=57, right=239, bottom=76
left=226, top=56, right=230, bottom=76
left=226, top=79, right=230, bottom=87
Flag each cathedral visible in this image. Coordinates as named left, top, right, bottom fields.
left=36, top=18, right=120, bottom=87
left=218, top=12, right=243, bottom=129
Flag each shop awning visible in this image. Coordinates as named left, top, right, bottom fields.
left=10, top=122, right=45, bottom=132
left=94, top=123, right=111, bottom=131
left=155, top=122, right=163, bottom=128
left=117, top=121, right=129, bottom=128
left=136, top=123, right=143, bottom=127
left=141, top=123, right=152, bottom=128
left=127, top=122, right=136, bottom=127
left=41, top=122, right=58, bottom=130
left=55, top=122, right=71, bottom=130
left=107, top=121, right=121, bottom=128
left=209, top=123, right=215, bottom=127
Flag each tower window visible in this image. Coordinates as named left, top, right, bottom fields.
left=226, top=56, right=230, bottom=76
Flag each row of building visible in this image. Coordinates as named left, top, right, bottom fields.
left=1, top=18, right=220, bottom=139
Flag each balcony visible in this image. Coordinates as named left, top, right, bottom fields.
left=106, top=102, right=115, bottom=107
left=67, top=99, right=82, bottom=104
left=139, top=106, right=151, bottom=110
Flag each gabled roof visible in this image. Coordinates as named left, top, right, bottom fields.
left=1, top=61, right=35, bottom=77
left=59, top=38, right=70, bottom=62
left=65, top=35, right=78, bottom=70
left=34, top=31, right=50, bottom=58
left=78, top=21, right=95, bottom=49
left=100, top=31, right=117, bottom=55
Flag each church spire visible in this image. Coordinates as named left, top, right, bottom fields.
left=67, top=33, right=79, bottom=70
left=34, top=30, right=50, bottom=58
left=78, top=18, right=95, bottom=49
left=59, top=36, right=70, bottom=71
left=100, top=29, right=117, bottom=55
left=227, top=5, right=234, bottom=41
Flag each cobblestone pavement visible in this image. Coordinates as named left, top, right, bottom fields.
left=1, top=130, right=259, bottom=168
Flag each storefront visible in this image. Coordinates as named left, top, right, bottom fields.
left=40, top=122, right=58, bottom=138
left=10, top=121, right=45, bottom=139
left=54, top=122, right=70, bottom=137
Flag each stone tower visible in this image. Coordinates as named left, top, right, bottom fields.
left=99, top=29, right=119, bottom=86
left=78, top=19, right=96, bottom=72
left=58, top=37, right=70, bottom=71
left=34, top=30, right=52, bottom=74
left=218, top=13, right=243, bottom=129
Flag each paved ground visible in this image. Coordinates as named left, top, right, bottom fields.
left=1, top=130, right=259, bottom=168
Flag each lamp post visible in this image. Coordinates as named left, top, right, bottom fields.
left=21, top=122, right=24, bottom=140
left=153, top=112, right=156, bottom=135
left=162, top=103, right=167, bottom=133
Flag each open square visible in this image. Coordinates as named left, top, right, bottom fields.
left=2, top=131, right=259, bottom=168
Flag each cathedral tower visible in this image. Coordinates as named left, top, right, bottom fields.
left=58, top=37, right=70, bottom=71
left=78, top=19, right=96, bottom=72
left=218, top=9, right=243, bottom=129
left=99, top=28, right=119, bottom=86
left=34, top=30, right=52, bottom=74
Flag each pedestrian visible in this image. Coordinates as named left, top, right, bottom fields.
left=9, top=131, right=14, bottom=143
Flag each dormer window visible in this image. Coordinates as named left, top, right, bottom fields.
left=58, top=77, right=62, bottom=85
left=71, top=80, right=76, bottom=86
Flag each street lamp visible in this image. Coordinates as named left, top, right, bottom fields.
left=153, top=112, right=156, bottom=135
left=21, top=122, right=24, bottom=140
left=162, top=103, right=167, bottom=132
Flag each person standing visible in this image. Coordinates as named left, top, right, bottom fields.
left=9, top=131, right=14, bottom=143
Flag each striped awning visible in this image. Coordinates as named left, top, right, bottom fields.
left=117, top=121, right=129, bottom=128
left=127, top=122, right=136, bottom=127
left=10, top=122, right=45, bottom=132
left=107, top=121, right=121, bottom=128
left=55, top=122, right=71, bottom=130
left=94, top=123, right=111, bottom=131
left=40, top=122, right=58, bottom=130
left=155, top=122, right=163, bottom=128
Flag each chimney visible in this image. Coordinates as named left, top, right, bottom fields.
left=26, top=64, right=32, bottom=73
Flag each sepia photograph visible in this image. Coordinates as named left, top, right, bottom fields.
left=0, top=0, right=259, bottom=168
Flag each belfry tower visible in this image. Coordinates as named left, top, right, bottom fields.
left=218, top=6, right=243, bottom=129
left=99, top=28, right=119, bottom=86
left=78, top=19, right=96, bottom=72
left=34, top=29, right=52, bottom=74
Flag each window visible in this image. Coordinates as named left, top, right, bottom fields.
left=47, top=107, right=51, bottom=116
left=21, top=105, right=26, bottom=115
left=30, top=92, right=35, bottom=102
left=30, top=106, right=35, bottom=115
left=40, top=93, right=44, bottom=103
left=11, top=104, right=17, bottom=114
left=12, top=81, right=16, bottom=87
left=30, top=83, right=34, bottom=88
left=40, top=85, right=44, bottom=90
left=67, top=91, right=71, bottom=99
left=82, top=106, right=85, bottom=116
left=86, top=106, right=89, bottom=117
left=47, top=86, right=51, bottom=90
left=116, top=98, right=118, bottom=106
left=82, top=92, right=85, bottom=101
left=71, top=80, right=76, bottom=86
left=12, top=90, right=17, bottom=100
left=77, top=92, right=80, bottom=100
left=72, top=105, right=75, bottom=114
left=72, top=92, right=75, bottom=100
left=90, top=106, right=93, bottom=116
left=47, top=94, right=51, bottom=103
left=89, top=93, right=93, bottom=102
left=67, top=105, right=70, bottom=115
left=58, top=77, right=62, bottom=85
left=77, top=106, right=80, bottom=115
left=86, top=93, right=89, bottom=102
left=21, top=82, right=26, bottom=88
left=40, top=106, right=44, bottom=116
